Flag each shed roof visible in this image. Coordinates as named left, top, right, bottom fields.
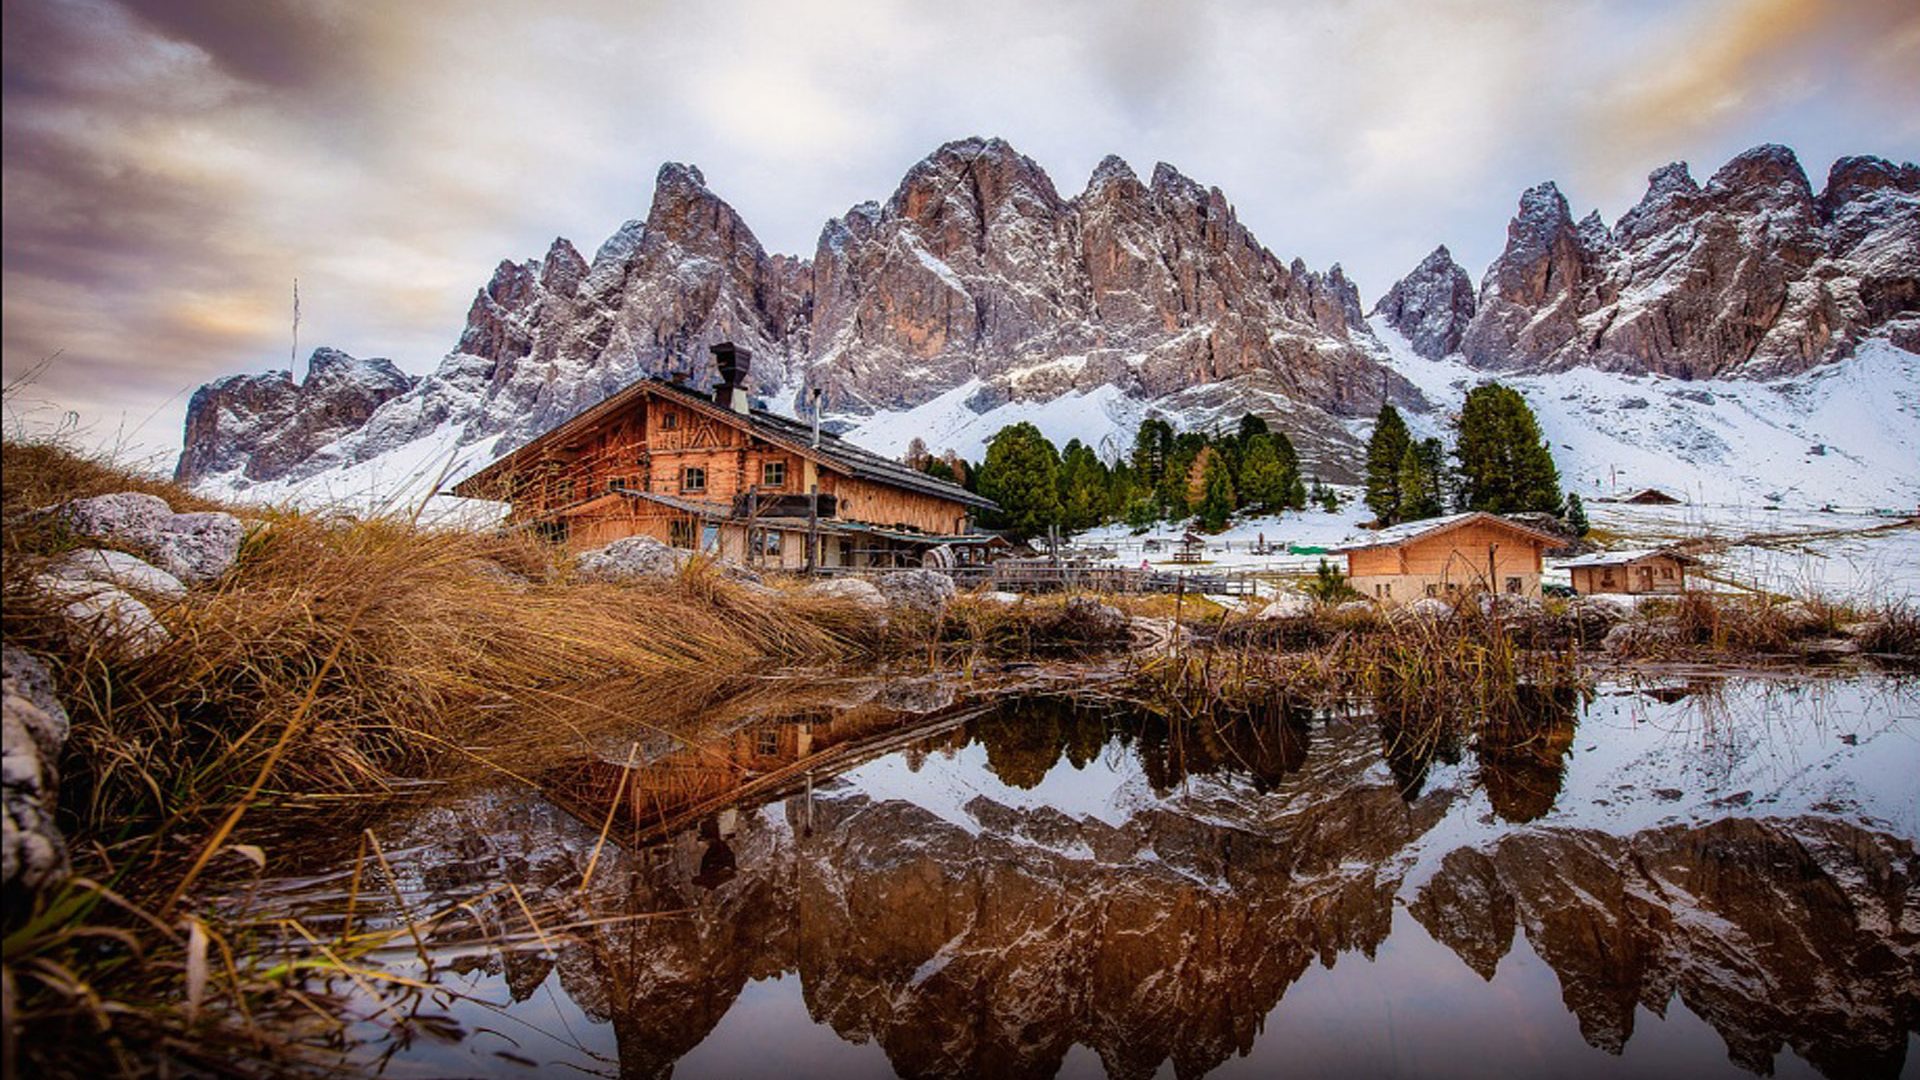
left=450, top=377, right=997, bottom=512
left=1559, top=548, right=1701, bottom=569
left=1333, top=511, right=1567, bottom=553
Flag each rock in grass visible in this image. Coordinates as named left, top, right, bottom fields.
left=1257, top=594, right=1315, bottom=620
left=3, top=646, right=71, bottom=898
left=1333, top=600, right=1378, bottom=619
left=802, top=577, right=888, bottom=609
left=1395, top=596, right=1457, bottom=621
left=49, top=492, right=243, bottom=582
left=874, top=569, right=957, bottom=616
left=29, top=576, right=172, bottom=659
left=45, top=548, right=188, bottom=601
left=574, top=536, right=691, bottom=582
left=1060, top=595, right=1129, bottom=638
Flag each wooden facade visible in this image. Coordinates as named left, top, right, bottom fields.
left=1337, top=512, right=1565, bottom=604
left=451, top=359, right=996, bottom=570
left=1565, top=550, right=1693, bottom=596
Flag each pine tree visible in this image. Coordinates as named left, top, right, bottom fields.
left=1396, top=437, right=1448, bottom=522
left=1566, top=491, right=1590, bottom=536
left=977, top=422, right=1062, bottom=540
left=1272, top=430, right=1305, bottom=509
left=1364, top=404, right=1411, bottom=525
left=1197, top=451, right=1236, bottom=532
left=1455, top=383, right=1563, bottom=514
left=1237, top=433, right=1290, bottom=512
left=1056, top=439, right=1108, bottom=533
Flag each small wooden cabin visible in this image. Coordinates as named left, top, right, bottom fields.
left=1622, top=487, right=1682, bottom=505
left=1334, top=512, right=1566, bottom=604
left=451, top=343, right=998, bottom=570
left=1563, top=549, right=1695, bottom=595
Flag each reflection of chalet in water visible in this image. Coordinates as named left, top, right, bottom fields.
left=1335, top=512, right=1566, bottom=603
left=543, top=698, right=974, bottom=843
left=1563, top=549, right=1696, bottom=595
left=452, top=343, right=999, bottom=569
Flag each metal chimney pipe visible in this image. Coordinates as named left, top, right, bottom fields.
left=810, top=387, right=822, bottom=448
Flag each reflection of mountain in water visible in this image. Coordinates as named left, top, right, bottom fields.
left=1412, top=817, right=1920, bottom=1078
left=389, top=691, right=1916, bottom=1080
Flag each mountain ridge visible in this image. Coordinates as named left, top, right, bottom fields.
left=176, top=138, right=1918, bottom=499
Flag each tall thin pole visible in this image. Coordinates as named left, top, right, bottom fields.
left=290, top=277, right=301, bottom=371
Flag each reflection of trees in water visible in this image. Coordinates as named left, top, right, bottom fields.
left=1368, top=683, right=1583, bottom=814
left=1476, top=685, right=1582, bottom=823
left=965, top=694, right=1315, bottom=797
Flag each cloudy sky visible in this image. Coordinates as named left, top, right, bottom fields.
left=4, top=0, right=1916, bottom=461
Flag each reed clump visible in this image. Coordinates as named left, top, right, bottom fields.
left=0, top=439, right=902, bottom=1077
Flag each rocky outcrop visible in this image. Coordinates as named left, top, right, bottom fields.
left=175, top=347, right=413, bottom=483
left=873, top=568, right=956, bottom=616
left=1458, top=145, right=1919, bottom=378
left=1372, top=245, right=1476, bottom=359
left=3, top=647, right=71, bottom=899
left=807, top=140, right=1406, bottom=418
left=177, top=138, right=1414, bottom=488
left=49, top=493, right=243, bottom=582
left=572, top=536, right=691, bottom=583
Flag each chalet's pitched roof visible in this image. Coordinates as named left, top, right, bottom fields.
left=1559, top=548, right=1700, bottom=569
left=1333, top=511, right=1567, bottom=554
left=449, top=377, right=996, bottom=512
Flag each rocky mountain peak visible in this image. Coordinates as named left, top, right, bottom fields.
left=1147, top=161, right=1206, bottom=205
left=174, top=347, right=414, bottom=484
left=1818, top=155, right=1920, bottom=218
left=1614, top=162, right=1701, bottom=244
left=1706, top=143, right=1815, bottom=214
left=1085, top=154, right=1142, bottom=194
left=1372, top=245, right=1476, bottom=360
left=539, top=237, right=587, bottom=296
left=1453, top=142, right=1916, bottom=379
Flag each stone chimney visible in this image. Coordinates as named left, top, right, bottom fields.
left=710, top=342, right=751, bottom=414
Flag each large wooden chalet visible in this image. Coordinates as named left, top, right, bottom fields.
left=451, top=343, right=999, bottom=570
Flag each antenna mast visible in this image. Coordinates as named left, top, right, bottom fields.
left=291, top=278, right=301, bottom=371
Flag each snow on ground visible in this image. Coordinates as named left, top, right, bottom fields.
left=839, top=380, right=1144, bottom=462
left=194, top=424, right=508, bottom=527
left=1373, top=318, right=1920, bottom=512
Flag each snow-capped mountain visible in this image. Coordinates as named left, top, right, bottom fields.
left=176, top=139, right=1918, bottom=508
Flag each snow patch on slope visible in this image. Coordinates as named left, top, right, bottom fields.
left=1371, top=317, right=1920, bottom=509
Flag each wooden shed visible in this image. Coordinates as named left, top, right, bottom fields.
left=450, top=343, right=998, bottom=570
left=1334, top=512, right=1566, bottom=604
left=1563, top=549, right=1696, bottom=596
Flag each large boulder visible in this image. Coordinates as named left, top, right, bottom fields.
left=1057, top=595, right=1130, bottom=640
left=801, top=577, right=888, bottom=610
left=44, top=549, right=187, bottom=602
left=3, top=647, right=70, bottom=899
left=574, top=536, right=691, bottom=583
left=1256, top=594, right=1316, bottom=621
left=874, top=569, right=957, bottom=616
left=50, top=492, right=243, bottom=582
left=1394, top=596, right=1457, bottom=622
left=29, top=576, right=171, bottom=659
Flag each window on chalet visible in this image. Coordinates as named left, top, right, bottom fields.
left=606, top=476, right=628, bottom=492
left=1505, top=576, right=1522, bottom=595
left=680, top=466, right=706, bottom=493
left=755, top=729, right=780, bottom=757
left=1661, top=566, right=1675, bottom=579
left=555, top=478, right=575, bottom=505
left=669, top=518, right=695, bottom=549
left=1425, top=584, right=1439, bottom=598
left=762, top=460, right=787, bottom=488
left=751, top=529, right=784, bottom=559
left=659, top=411, right=678, bottom=431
